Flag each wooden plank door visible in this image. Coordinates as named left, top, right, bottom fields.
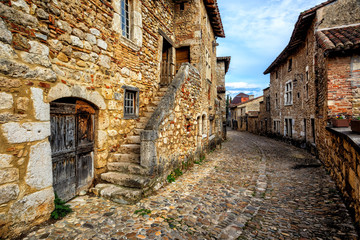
left=176, top=46, right=190, bottom=73
left=50, top=100, right=95, bottom=201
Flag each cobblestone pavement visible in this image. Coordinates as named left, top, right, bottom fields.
left=23, top=130, right=358, bottom=239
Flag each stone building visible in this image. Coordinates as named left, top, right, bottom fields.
left=229, top=92, right=251, bottom=129
left=0, top=0, right=227, bottom=238
left=264, top=0, right=360, bottom=228
left=258, top=87, right=271, bottom=135
left=234, top=95, right=263, bottom=132
left=216, top=56, right=230, bottom=140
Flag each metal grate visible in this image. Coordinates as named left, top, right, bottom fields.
left=124, top=91, right=135, bottom=115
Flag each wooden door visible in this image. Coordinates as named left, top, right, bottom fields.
left=176, top=46, right=190, bottom=73
left=50, top=100, right=95, bottom=201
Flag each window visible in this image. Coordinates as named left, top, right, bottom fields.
left=305, top=70, right=309, bottom=98
left=266, top=96, right=270, bottom=112
left=122, top=86, right=139, bottom=118
left=273, top=120, right=280, bottom=133
left=285, top=118, right=293, bottom=137
left=275, top=70, right=278, bottom=79
left=284, top=81, right=293, bottom=105
left=180, top=2, right=185, bottom=10
left=120, top=0, right=130, bottom=38
left=275, top=93, right=278, bottom=108
left=288, top=59, right=292, bottom=72
left=124, top=91, right=135, bottom=115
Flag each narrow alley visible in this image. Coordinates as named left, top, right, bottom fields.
left=23, top=130, right=358, bottom=240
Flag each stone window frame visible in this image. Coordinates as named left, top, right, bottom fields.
left=284, top=80, right=293, bottom=106
left=284, top=118, right=293, bottom=138
left=122, top=85, right=139, bottom=119
left=112, top=0, right=142, bottom=51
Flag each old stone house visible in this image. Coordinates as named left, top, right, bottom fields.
left=216, top=56, right=230, bottom=139
left=229, top=92, right=251, bottom=129
left=0, top=0, right=227, bottom=238
left=258, top=87, right=271, bottom=134
left=233, top=95, right=263, bottom=132
left=264, top=0, right=360, bottom=228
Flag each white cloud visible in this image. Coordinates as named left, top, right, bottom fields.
left=226, top=82, right=260, bottom=89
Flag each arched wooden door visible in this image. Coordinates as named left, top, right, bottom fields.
left=50, top=99, right=95, bottom=201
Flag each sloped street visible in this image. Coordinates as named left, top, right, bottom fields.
left=24, top=130, right=358, bottom=240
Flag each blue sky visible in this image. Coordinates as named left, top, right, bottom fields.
left=216, top=0, right=325, bottom=98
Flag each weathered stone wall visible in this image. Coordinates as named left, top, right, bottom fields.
left=0, top=0, right=177, bottom=237
left=269, top=19, right=317, bottom=143
left=318, top=0, right=360, bottom=30
left=318, top=128, right=360, bottom=228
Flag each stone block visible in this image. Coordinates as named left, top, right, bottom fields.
left=11, top=0, right=30, bottom=13
left=0, top=18, right=12, bottom=44
left=112, top=13, right=121, bottom=33
left=0, top=92, right=13, bottom=110
left=9, top=188, right=54, bottom=223
left=31, top=88, right=50, bottom=121
left=36, top=8, right=49, bottom=19
left=97, top=39, right=107, bottom=50
left=56, top=20, right=72, bottom=33
left=0, top=183, right=19, bottom=204
left=0, top=154, right=13, bottom=168
left=0, top=168, right=19, bottom=184
left=2, top=121, right=50, bottom=143
left=48, top=40, right=63, bottom=52
left=19, top=52, right=51, bottom=67
left=98, top=55, right=110, bottom=69
left=90, top=28, right=100, bottom=36
left=97, top=130, right=108, bottom=149
left=26, top=141, right=53, bottom=190
left=57, top=52, right=69, bottom=62
left=72, top=28, right=84, bottom=39
left=0, top=42, right=17, bottom=59
left=98, top=111, right=109, bottom=129
left=85, top=33, right=96, bottom=45
left=0, top=3, right=38, bottom=27
left=28, top=41, right=49, bottom=56
left=71, top=35, right=83, bottom=48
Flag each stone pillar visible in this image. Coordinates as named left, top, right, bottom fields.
left=140, top=130, right=158, bottom=175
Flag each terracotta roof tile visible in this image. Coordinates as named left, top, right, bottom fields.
left=316, top=24, right=360, bottom=52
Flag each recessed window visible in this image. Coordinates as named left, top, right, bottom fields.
left=275, top=70, right=278, bottom=79
left=122, top=86, right=139, bottom=119
left=121, top=0, right=130, bottom=38
left=284, top=81, right=293, bottom=105
left=285, top=118, right=293, bottom=137
left=180, top=2, right=185, bottom=10
left=288, top=58, right=292, bottom=72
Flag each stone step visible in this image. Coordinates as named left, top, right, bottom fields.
left=120, top=144, right=140, bottom=154
left=136, top=122, right=146, bottom=129
left=154, top=96, right=162, bottom=102
left=109, top=153, right=140, bottom=163
left=92, top=184, right=143, bottom=205
left=126, top=135, right=140, bottom=144
left=108, top=162, right=148, bottom=176
left=133, top=128, right=142, bottom=136
left=159, top=87, right=168, bottom=92
left=151, top=100, right=160, bottom=105
left=101, top=172, right=150, bottom=188
left=143, top=112, right=153, bottom=118
left=139, top=117, right=148, bottom=123
left=147, top=106, right=156, bottom=112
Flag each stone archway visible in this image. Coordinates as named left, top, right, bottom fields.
left=47, top=84, right=106, bottom=201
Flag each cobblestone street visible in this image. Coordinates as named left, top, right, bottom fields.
left=24, top=130, right=358, bottom=240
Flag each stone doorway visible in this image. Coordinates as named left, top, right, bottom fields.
left=49, top=98, right=96, bottom=201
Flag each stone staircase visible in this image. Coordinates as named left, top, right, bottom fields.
left=92, top=87, right=168, bottom=204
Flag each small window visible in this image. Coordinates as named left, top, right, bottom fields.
left=275, top=70, right=278, bottom=79
left=180, top=2, right=185, bottom=10
left=266, top=96, right=270, bottom=112
left=284, top=81, right=293, bottom=105
left=120, top=0, right=130, bottom=38
left=124, top=91, right=135, bottom=115
left=288, top=59, right=292, bottom=72
left=122, top=86, right=139, bottom=119
left=275, top=93, right=278, bottom=108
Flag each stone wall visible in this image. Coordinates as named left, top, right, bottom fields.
left=141, top=63, right=202, bottom=190
left=268, top=18, right=317, bottom=143
left=318, top=128, right=360, bottom=228
left=236, top=97, right=263, bottom=131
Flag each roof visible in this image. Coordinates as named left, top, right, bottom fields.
left=236, top=96, right=263, bottom=107
left=231, top=92, right=249, bottom=105
left=204, top=0, right=225, bottom=38
left=316, top=24, right=360, bottom=53
left=264, top=0, right=337, bottom=74
left=217, top=56, right=231, bottom=73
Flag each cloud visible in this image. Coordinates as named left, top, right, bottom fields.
left=216, top=0, right=325, bottom=94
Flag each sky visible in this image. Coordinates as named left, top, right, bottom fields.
left=216, top=0, right=325, bottom=98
